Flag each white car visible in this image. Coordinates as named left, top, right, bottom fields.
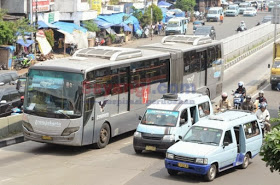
left=243, top=7, right=257, bottom=16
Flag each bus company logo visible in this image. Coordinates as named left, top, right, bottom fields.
left=35, top=120, right=61, bottom=127
left=98, top=96, right=111, bottom=112
left=186, top=75, right=195, bottom=84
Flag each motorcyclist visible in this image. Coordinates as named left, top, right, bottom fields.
left=18, top=96, right=24, bottom=110
left=256, top=103, right=271, bottom=132
left=241, top=95, right=255, bottom=112
left=240, top=21, right=247, bottom=30
left=216, top=92, right=231, bottom=112
left=256, top=90, right=267, bottom=104
left=235, top=81, right=246, bottom=97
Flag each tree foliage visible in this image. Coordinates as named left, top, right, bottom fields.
left=132, top=5, right=163, bottom=27
left=175, top=0, right=196, bottom=12
left=83, top=20, right=100, bottom=32
left=260, top=121, right=280, bottom=173
left=0, top=9, right=35, bottom=45
left=44, top=29, right=55, bottom=47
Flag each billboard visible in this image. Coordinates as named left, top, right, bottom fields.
left=91, top=0, right=102, bottom=15
left=33, top=0, right=50, bottom=12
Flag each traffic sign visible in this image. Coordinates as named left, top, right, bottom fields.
left=272, top=6, right=280, bottom=24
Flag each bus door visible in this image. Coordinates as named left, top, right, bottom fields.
left=197, top=50, right=207, bottom=88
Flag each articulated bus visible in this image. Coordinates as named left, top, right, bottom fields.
left=22, top=35, right=224, bottom=148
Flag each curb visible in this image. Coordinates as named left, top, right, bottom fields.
left=246, top=74, right=270, bottom=96
left=0, top=134, right=26, bottom=148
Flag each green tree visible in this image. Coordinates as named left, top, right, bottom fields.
left=132, top=5, right=163, bottom=27
left=260, top=124, right=280, bottom=173
left=0, top=9, right=35, bottom=45
left=175, top=0, right=196, bottom=12
left=83, top=20, right=100, bottom=32
left=147, top=4, right=163, bottom=24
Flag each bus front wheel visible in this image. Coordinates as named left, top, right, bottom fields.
left=96, top=123, right=111, bottom=149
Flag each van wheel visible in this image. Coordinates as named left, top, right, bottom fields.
left=204, top=164, right=217, bottom=181
left=95, top=123, right=110, bottom=149
left=167, top=169, right=178, bottom=176
left=134, top=148, right=142, bottom=154
left=241, top=153, right=250, bottom=169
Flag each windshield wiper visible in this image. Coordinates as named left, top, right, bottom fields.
left=187, top=139, right=203, bottom=143
left=56, top=110, right=70, bottom=119
left=203, top=141, right=218, bottom=145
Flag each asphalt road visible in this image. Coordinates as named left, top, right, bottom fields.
left=0, top=24, right=279, bottom=185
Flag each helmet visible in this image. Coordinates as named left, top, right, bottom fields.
left=221, top=92, right=228, bottom=98
left=241, top=21, right=244, bottom=24
left=259, top=90, right=264, bottom=96
left=246, top=95, right=251, bottom=100
left=20, top=96, right=24, bottom=100
left=238, top=81, right=244, bottom=87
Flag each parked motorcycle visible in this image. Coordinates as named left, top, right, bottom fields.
left=69, top=44, right=78, bottom=56
left=11, top=107, right=22, bottom=116
left=13, top=55, right=32, bottom=71
left=95, top=38, right=105, bottom=46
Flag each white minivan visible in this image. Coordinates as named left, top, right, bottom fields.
left=206, top=7, right=224, bottom=22
left=133, top=93, right=213, bottom=154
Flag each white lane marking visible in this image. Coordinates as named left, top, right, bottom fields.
left=123, top=142, right=132, bottom=145
left=1, top=178, right=12, bottom=182
left=252, top=83, right=270, bottom=98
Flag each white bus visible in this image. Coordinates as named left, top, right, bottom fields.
left=22, top=36, right=224, bottom=148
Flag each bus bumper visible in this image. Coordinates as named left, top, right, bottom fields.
left=133, top=135, right=175, bottom=153
left=23, top=127, right=81, bottom=146
left=165, top=158, right=211, bottom=175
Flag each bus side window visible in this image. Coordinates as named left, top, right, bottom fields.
left=84, top=96, right=95, bottom=124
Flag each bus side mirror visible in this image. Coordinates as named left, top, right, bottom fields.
left=138, top=115, right=142, bottom=120
left=179, top=135, right=182, bottom=140
left=268, top=64, right=270, bottom=68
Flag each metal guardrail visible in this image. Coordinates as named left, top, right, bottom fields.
left=221, top=22, right=280, bottom=62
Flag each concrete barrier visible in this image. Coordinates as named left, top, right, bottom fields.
left=0, top=114, right=22, bottom=139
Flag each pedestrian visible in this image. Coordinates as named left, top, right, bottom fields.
left=261, top=3, right=263, bottom=11
left=220, top=14, right=223, bottom=24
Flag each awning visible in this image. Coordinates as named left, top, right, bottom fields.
left=38, top=20, right=58, bottom=29
left=56, top=30, right=75, bottom=44
left=94, top=19, right=114, bottom=29
left=114, top=23, right=132, bottom=32
left=158, top=1, right=172, bottom=7
left=52, top=22, right=87, bottom=34
left=16, top=39, right=34, bottom=47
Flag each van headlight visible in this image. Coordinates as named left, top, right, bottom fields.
left=166, top=153, right=174, bottom=159
left=271, top=76, right=277, bottom=80
left=134, top=131, right=142, bottom=138
left=61, top=127, right=80, bottom=136
left=23, top=121, right=34, bottom=132
left=163, top=135, right=175, bottom=142
left=195, top=158, right=208, bottom=165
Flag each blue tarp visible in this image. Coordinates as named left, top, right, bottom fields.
left=158, top=1, right=172, bottom=7
left=94, top=19, right=114, bottom=29
left=52, top=22, right=87, bottom=34
left=96, top=13, right=140, bottom=32
left=16, top=39, right=34, bottom=47
left=38, top=20, right=57, bottom=29
left=160, top=7, right=168, bottom=23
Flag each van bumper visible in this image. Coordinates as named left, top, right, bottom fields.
left=207, top=17, right=218, bottom=22
left=165, top=30, right=181, bottom=35
left=133, top=134, right=175, bottom=153
left=165, top=158, right=211, bottom=175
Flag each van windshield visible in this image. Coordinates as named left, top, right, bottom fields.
left=273, top=61, right=280, bottom=68
left=183, top=126, right=223, bottom=145
left=228, top=6, right=236, bottom=10
left=208, top=10, right=218, bottom=14
left=141, top=109, right=179, bottom=127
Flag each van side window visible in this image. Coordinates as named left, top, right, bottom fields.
left=190, top=106, right=197, bottom=124
left=198, top=102, right=210, bottom=117
left=180, top=109, right=188, bottom=125
left=243, top=121, right=260, bottom=138
left=223, top=130, right=233, bottom=144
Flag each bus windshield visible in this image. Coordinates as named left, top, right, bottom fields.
left=183, top=126, right=223, bottom=145
left=24, top=69, right=84, bottom=118
left=141, top=109, right=179, bottom=127
left=167, top=21, right=179, bottom=27
left=273, top=61, right=280, bottom=68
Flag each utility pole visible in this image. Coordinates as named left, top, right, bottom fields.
left=272, top=2, right=280, bottom=43
left=151, top=0, right=153, bottom=41
left=30, top=0, right=34, bottom=52
left=35, top=0, right=38, bottom=54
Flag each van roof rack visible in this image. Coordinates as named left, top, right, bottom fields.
left=74, top=46, right=142, bottom=61
left=161, top=35, right=212, bottom=45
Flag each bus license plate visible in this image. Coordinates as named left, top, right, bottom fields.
left=178, top=162, right=189, bottom=168
left=145, top=145, right=156, bottom=151
left=42, top=136, right=52, bottom=140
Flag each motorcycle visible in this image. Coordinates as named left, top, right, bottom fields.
left=13, top=55, right=32, bottom=71
left=144, top=27, right=150, bottom=38
left=11, top=107, right=22, bottom=116
left=258, top=116, right=269, bottom=137
left=69, top=44, right=78, bottom=56
left=236, top=25, right=247, bottom=32
left=95, top=38, right=105, bottom=46
left=232, top=92, right=244, bottom=109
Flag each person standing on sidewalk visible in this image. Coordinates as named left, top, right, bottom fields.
left=220, top=14, right=224, bottom=24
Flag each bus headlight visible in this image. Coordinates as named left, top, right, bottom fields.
left=23, top=121, right=34, bottom=132
left=196, top=158, right=208, bottom=165
left=163, top=135, right=175, bottom=142
left=61, top=127, right=80, bottom=136
left=134, top=131, right=142, bottom=138
left=166, top=153, right=174, bottom=159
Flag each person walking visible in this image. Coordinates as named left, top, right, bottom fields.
left=220, top=14, right=224, bottom=24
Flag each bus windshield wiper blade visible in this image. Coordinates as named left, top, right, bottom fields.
left=187, top=139, right=203, bottom=143
left=203, top=141, right=218, bottom=145
left=56, top=110, right=70, bottom=119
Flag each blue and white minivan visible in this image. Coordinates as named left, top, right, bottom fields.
left=206, top=7, right=224, bottom=22
left=133, top=93, right=213, bottom=154
left=225, top=4, right=240, bottom=16
left=165, top=17, right=188, bottom=36
left=165, top=110, right=262, bottom=181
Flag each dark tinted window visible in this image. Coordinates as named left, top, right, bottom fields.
left=223, top=130, right=233, bottom=144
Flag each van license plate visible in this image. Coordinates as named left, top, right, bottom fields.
left=178, top=162, right=189, bottom=168
left=145, top=145, right=156, bottom=151
left=42, top=136, right=52, bottom=140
